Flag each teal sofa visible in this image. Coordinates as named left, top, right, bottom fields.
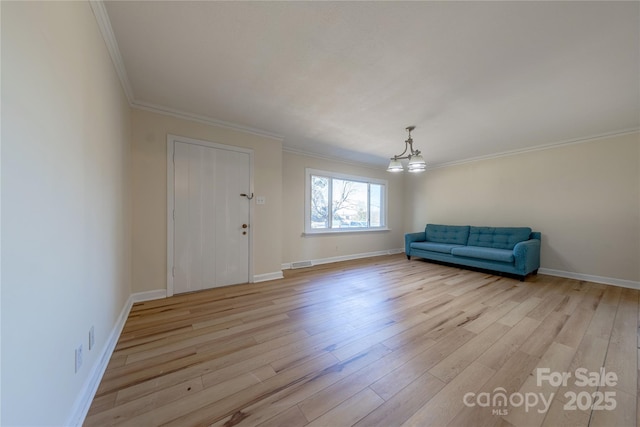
left=405, top=224, right=541, bottom=280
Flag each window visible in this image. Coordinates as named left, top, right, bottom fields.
left=305, top=168, right=388, bottom=234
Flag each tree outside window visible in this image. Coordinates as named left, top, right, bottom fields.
left=307, top=169, right=387, bottom=233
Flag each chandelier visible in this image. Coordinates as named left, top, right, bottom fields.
left=387, top=126, right=426, bottom=173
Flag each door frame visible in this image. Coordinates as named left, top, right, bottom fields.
left=166, top=134, right=254, bottom=297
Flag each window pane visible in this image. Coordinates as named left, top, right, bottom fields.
left=305, top=168, right=388, bottom=234
left=370, top=184, right=382, bottom=227
left=331, top=179, right=368, bottom=228
left=311, top=175, right=329, bottom=229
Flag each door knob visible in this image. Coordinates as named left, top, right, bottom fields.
left=242, top=224, right=248, bottom=229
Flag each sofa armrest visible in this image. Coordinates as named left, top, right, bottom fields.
left=405, top=232, right=426, bottom=255
left=513, top=239, right=541, bottom=274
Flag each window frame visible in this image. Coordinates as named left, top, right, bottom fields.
left=304, top=168, right=389, bottom=235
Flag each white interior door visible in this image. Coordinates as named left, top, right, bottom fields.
left=171, top=138, right=251, bottom=294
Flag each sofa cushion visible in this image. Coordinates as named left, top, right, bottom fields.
left=451, top=246, right=515, bottom=263
left=425, top=224, right=470, bottom=245
left=411, top=242, right=465, bottom=254
left=467, top=226, right=532, bottom=250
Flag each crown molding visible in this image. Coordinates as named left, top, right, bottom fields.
left=428, top=128, right=640, bottom=171
left=87, top=0, right=638, bottom=169
left=131, top=101, right=284, bottom=141
left=282, top=146, right=389, bottom=171
left=287, top=127, right=639, bottom=172
left=89, top=0, right=134, bottom=104
left=89, top=0, right=283, bottom=141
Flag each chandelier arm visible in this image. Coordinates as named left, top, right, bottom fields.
left=408, top=139, right=415, bottom=156
left=391, top=141, right=410, bottom=160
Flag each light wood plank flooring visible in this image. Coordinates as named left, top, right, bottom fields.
left=85, top=254, right=639, bottom=426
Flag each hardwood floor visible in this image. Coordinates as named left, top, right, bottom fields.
left=85, top=255, right=639, bottom=426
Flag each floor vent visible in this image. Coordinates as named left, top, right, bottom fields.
left=291, top=261, right=313, bottom=269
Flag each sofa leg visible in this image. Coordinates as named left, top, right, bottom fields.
left=406, top=255, right=411, bottom=260
left=519, top=276, right=525, bottom=282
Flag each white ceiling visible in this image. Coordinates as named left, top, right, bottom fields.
left=104, top=1, right=639, bottom=168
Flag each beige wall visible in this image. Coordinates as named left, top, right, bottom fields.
left=282, top=151, right=405, bottom=264
left=131, top=109, right=283, bottom=292
left=1, top=2, right=132, bottom=425
left=405, top=132, right=640, bottom=282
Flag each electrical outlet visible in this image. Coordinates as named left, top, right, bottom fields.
left=75, top=344, right=83, bottom=373
left=89, top=326, right=95, bottom=351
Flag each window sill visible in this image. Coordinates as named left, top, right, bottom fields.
left=302, top=228, right=391, bottom=237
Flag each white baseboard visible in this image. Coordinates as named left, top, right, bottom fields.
left=538, top=268, right=640, bottom=290
left=278, top=253, right=639, bottom=290
left=282, top=248, right=405, bottom=270
left=131, top=289, right=168, bottom=303
left=253, top=271, right=284, bottom=282
left=67, top=289, right=166, bottom=426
